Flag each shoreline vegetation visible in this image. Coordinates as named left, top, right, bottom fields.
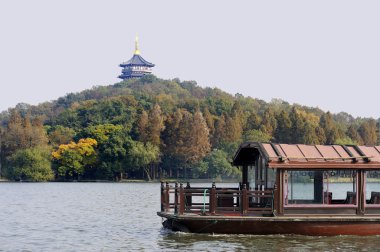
left=0, top=75, right=379, bottom=182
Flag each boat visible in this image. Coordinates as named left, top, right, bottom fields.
left=157, top=142, right=380, bottom=235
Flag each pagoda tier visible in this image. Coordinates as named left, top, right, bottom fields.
left=118, top=37, right=155, bottom=80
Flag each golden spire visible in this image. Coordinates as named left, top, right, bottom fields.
left=134, top=35, right=141, bottom=55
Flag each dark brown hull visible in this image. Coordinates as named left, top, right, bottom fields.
left=158, top=212, right=380, bottom=236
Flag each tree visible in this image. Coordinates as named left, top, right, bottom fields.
left=245, top=111, right=261, bottom=131
left=136, top=110, right=149, bottom=143
left=320, top=112, right=342, bottom=144
left=275, top=110, right=292, bottom=143
left=185, top=110, right=211, bottom=163
left=203, top=107, right=215, bottom=137
left=358, top=119, right=378, bottom=145
left=79, top=124, right=129, bottom=179
left=347, top=125, right=363, bottom=145
left=147, top=104, right=164, bottom=146
left=201, top=149, right=241, bottom=180
left=48, top=126, right=76, bottom=147
left=213, top=113, right=227, bottom=147
left=52, top=138, right=98, bottom=179
left=10, top=147, right=54, bottom=182
left=260, top=107, right=277, bottom=137
left=162, top=109, right=210, bottom=178
left=243, top=129, right=271, bottom=142
left=125, top=141, right=159, bottom=181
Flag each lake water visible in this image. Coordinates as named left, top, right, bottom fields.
left=1, top=183, right=380, bottom=251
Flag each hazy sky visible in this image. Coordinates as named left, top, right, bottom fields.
left=1, top=1, right=379, bottom=118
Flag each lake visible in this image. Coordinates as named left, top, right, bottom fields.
left=1, top=182, right=380, bottom=251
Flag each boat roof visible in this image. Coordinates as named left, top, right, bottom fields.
left=233, top=142, right=380, bottom=169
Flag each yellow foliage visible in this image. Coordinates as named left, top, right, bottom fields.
left=52, top=138, right=97, bottom=160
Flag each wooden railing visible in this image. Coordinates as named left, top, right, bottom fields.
left=161, top=182, right=274, bottom=216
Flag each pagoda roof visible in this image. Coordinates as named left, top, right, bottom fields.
left=120, top=54, right=155, bottom=67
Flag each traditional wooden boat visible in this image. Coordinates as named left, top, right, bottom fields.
left=157, top=142, right=380, bottom=235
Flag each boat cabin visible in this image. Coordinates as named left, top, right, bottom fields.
left=233, top=142, right=380, bottom=216
left=158, top=142, right=380, bottom=235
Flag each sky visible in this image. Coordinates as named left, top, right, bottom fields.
left=0, top=0, right=379, bottom=118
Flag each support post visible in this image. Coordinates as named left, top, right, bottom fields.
left=357, top=170, right=365, bottom=215
left=161, top=182, right=165, bottom=212
left=179, top=183, right=185, bottom=215
left=165, top=182, right=170, bottom=212
left=241, top=184, right=248, bottom=215
left=278, top=170, right=284, bottom=215
left=209, top=182, right=216, bottom=215
left=242, top=165, right=248, bottom=188
left=185, top=182, right=192, bottom=208
left=174, top=182, right=178, bottom=214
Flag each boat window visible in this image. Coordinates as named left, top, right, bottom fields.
left=284, top=170, right=357, bottom=205
left=248, top=158, right=276, bottom=191
left=366, top=171, right=380, bottom=204
left=248, top=165, right=255, bottom=190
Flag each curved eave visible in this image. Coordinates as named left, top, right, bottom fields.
left=119, top=54, right=155, bottom=67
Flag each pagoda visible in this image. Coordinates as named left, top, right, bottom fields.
left=118, top=36, right=155, bottom=80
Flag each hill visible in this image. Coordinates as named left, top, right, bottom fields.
left=0, top=75, right=378, bottom=181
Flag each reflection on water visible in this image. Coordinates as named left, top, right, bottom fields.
left=0, top=182, right=379, bottom=251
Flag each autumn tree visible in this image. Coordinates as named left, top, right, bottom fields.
left=136, top=110, right=149, bottom=143
left=162, top=109, right=210, bottom=178
left=52, top=138, right=98, bottom=180
left=213, top=113, right=227, bottom=147
left=347, top=125, right=363, bottom=145
left=147, top=104, right=164, bottom=147
left=260, top=107, right=277, bottom=137
left=358, top=119, right=378, bottom=145
left=48, top=126, right=76, bottom=147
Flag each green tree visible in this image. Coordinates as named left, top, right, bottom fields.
left=275, top=110, right=292, bottom=143
left=203, top=149, right=240, bottom=180
left=10, top=147, right=54, bottom=182
left=125, top=141, right=159, bottom=181
left=243, top=129, right=271, bottom=142
left=79, top=124, right=130, bottom=179
left=320, top=112, right=342, bottom=144
left=245, top=111, right=261, bottom=131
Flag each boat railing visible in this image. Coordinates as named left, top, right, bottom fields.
left=160, top=182, right=274, bottom=216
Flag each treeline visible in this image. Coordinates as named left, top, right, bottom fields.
left=0, top=75, right=378, bottom=181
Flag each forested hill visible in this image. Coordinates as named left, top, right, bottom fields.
left=0, top=75, right=378, bottom=182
